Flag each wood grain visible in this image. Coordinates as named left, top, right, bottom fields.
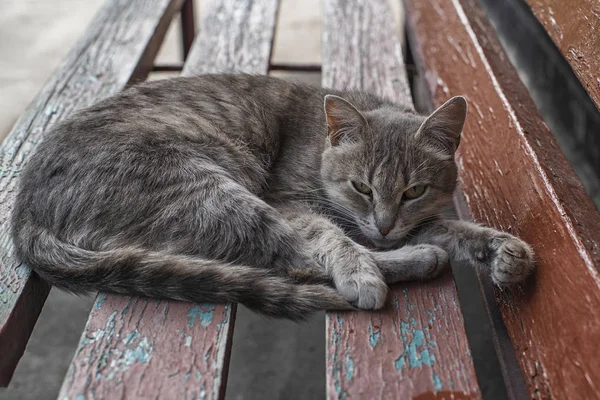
left=323, top=1, right=481, bottom=399
left=57, top=1, right=280, bottom=399
left=524, top=0, right=600, bottom=112
left=404, top=0, right=600, bottom=398
left=0, top=0, right=184, bottom=386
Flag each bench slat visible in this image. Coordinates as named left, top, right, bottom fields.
left=404, top=0, right=600, bottom=398
left=57, top=1, right=280, bottom=399
left=323, top=1, right=481, bottom=399
left=524, top=0, right=600, bottom=112
left=0, top=0, right=184, bottom=386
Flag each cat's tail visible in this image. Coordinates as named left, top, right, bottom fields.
left=17, top=225, right=353, bottom=320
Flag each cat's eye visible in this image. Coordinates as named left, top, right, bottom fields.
left=351, top=181, right=372, bottom=196
left=404, top=185, right=427, bottom=200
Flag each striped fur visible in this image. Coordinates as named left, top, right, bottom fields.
left=11, top=75, right=534, bottom=320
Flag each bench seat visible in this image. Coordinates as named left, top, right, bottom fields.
left=1, top=0, right=599, bottom=399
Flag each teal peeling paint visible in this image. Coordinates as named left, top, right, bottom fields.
left=123, top=337, right=152, bottom=364
left=433, top=373, right=443, bottom=391
left=14, top=264, right=28, bottom=278
left=394, top=293, right=400, bottom=310
left=427, top=311, right=435, bottom=326
left=394, top=355, right=406, bottom=371
left=344, top=353, right=355, bottom=381
left=200, top=307, right=214, bottom=326
left=94, top=292, right=107, bottom=310
left=368, top=323, right=380, bottom=347
left=102, top=335, right=153, bottom=381
left=330, top=315, right=347, bottom=398
left=420, top=349, right=433, bottom=366
left=200, top=384, right=207, bottom=400
left=395, top=320, right=437, bottom=371
left=96, top=311, right=117, bottom=373
left=75, top=395, right=85, bottom=400
left=187, top=304, right=215, bottom=328
left=123, top=330, right=140, bottom=346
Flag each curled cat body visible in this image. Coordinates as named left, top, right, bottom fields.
left=11, top=74, right=534, bottom=320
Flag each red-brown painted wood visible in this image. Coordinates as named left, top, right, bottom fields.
left=323, top=1, right=481, bottom=399
left=0, top=0, right=184, bottom=386
left=405, top=0, right=600, bottom=398
left=59, top=294, right=236, bottom=400
left=525, top=0, right=600, bottom=112
left=57, top=1, right=280, bottom=399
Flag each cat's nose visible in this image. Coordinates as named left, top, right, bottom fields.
left=378, top=225, right=393, bottom=236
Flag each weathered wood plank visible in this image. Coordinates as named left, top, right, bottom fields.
left=524, top=0, right=600, bottom=112
left=323, top=1, right=481, bottom=399
left=184, top=0, right=280, bottom=76
left=405, top=0, right=600, bottom=398
left=57, top=1, right=280, bottom=399
left=60, top=295, right=236, bottom=400
left=0, top=0, right=184, bottom=386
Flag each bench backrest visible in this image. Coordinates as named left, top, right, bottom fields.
left=404, top=0, right=600, bottom=398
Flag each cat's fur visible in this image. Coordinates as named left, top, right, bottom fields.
left=11, top=75, right=534, bottom=320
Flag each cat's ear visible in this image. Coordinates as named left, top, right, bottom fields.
left=416, top=96, right=467, bottom=153
left=324, top=95, right=368, bottom=146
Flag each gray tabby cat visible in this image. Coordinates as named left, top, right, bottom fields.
left=11, top=75, right=534, bottom=320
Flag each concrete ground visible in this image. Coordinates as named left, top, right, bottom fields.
left=0, top=1, right=504, bottom=400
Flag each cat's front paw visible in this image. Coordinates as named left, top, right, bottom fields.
left=412, top=245, right=449, bottom=280
left=490, top=236, right=535, bottom=286
left=334, top=256, right=388, bottom=310
left=371, top=244, right=449, bottom=283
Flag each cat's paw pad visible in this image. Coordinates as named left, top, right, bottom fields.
left=491, top=237, right=535, bottom=286
left=414, top=245, right=450, bottom=279
left=334, top=261, right=388, bottom=310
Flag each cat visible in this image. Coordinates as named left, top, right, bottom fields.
left=11, top=74, right=534, bottom=320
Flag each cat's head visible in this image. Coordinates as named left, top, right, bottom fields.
left=320, top=95, right=467, bottom=249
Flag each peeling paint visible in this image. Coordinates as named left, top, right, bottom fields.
left=393, top=291, right=438, bottom=371
left=433, top=373, right=443, bottom=391
left=103, top=336, right=153, bottom=381
left=395, top=355, right=406, bottom=371
left=124, top=337, right=152, bottom=364
left=368, top=322, right=381, bottom=347
left=344, top=353, right=355, bottom=381
left=328, top=315, right=348, bottom=398
left=187, top=304, right=215, bottom=328
left=200, top=384, right=207, bottom=400
left=94, top=292, right=107, bottom=310
left=123, top=330, right=140, bottom=346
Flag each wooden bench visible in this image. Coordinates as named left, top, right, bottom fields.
left=1, top=0, right=599, bottom=398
